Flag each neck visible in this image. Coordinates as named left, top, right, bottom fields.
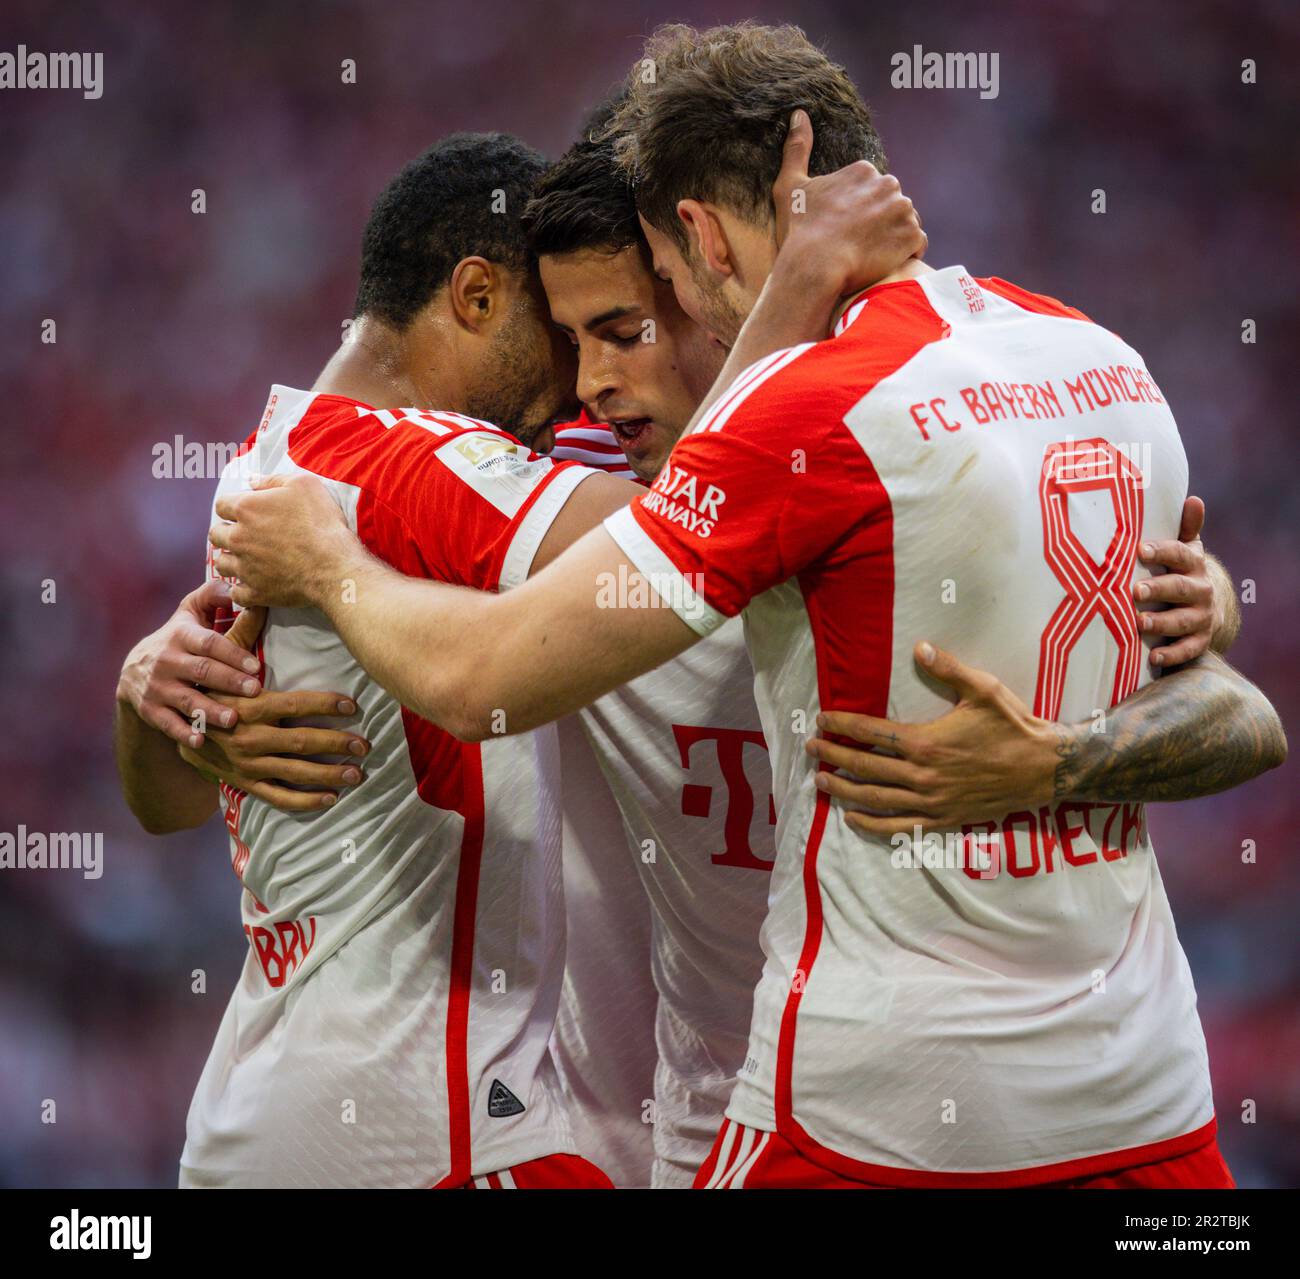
left=830, top=257, right=932, bottom=331
left=313, top=314, right=461, bottom=411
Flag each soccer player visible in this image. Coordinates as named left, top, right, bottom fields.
left=522, top=125, right=774, bottom=1185
left=134, top=116, right=1237, bottom=1189
left=115, top=132, right=617, bottom=1189
left=524, top=122, right=1244, bottom=1186
left=209, top=25, right=1286, bottom=1190
left=115, top=127, right=926, bottom=1187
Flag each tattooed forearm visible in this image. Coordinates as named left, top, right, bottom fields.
left=1052, top=651, right=1286, bottom=803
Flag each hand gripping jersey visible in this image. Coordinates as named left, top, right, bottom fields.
left=604, top=267, right=1216, bottom=1186
left=181, top=386, right=592, bottom=1188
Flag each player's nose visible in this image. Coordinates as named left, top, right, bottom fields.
left=576, top=356, right=619, bottom=412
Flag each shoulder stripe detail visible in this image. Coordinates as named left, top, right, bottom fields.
left=497, top=462, right=590, bottom=590
left=549, top=449, right=637, bottom=475
left=978, top=277, right=1093, bottom=324
left=694, top=344, right=815, bottom=436
left=834, top=295, right=871, bottom=337
left=354, top=406, right=456, bottom=436
left=350, top=404, right=521, bottom=443
left=690, top=348, right=788, bottom=436
left=686, top=348, right=785, bottom=436
left=554, top=426, right=620, bottom=442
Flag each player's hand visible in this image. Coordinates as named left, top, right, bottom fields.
left=210, top=474, right=355, bottom=609
left=805, top=641, right=1057, bottom=837
left=116, top=579, right=264, bottom=748
left=177, top=687, right=370, bottom=812
left=772, top=109, right=926, bottom=300
left=1134, top=495, right=1217, bottom=668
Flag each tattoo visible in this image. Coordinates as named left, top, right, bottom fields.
left=1051, top=726, right=1083, bottom=801
left=1052, top=652, right=1286, bottom=803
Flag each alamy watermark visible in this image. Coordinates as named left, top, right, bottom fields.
left=153, top=435, right=266, bottom=480
left=0, top=46, right=102, bottom=100
left=891, top=45, right=999, bottom=100
left=595, top=562, right=710, bottom=625
left=1, top=828, right=103, bottom=879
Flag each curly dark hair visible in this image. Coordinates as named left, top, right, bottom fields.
left=353, top=132, right=548, bottom=328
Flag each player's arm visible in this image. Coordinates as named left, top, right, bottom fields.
left=808, top=643, right=1286, bottom=837
left=114, top=581, right=263, bottom=833
left=213, top=485, right=698, bottom=740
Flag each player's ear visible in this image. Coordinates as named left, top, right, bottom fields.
left=448, top=256, right=497, bottom=330
left=677, top=200, right=734, bottom=279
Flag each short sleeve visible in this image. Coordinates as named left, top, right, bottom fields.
left=292, top=415, right=592, bottom=595
left=602, top=346, right=883, bottom=634
left=410, top=429, right=591, bottom=590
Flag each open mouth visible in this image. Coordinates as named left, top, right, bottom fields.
left=608, top=417, right=653, bottom=447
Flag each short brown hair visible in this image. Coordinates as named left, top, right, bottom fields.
left=610, top=22, right=887, bottom=250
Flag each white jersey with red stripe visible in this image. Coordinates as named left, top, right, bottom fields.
left=549, top=714, right=658, bottom=1188
left=604, top=266, right=1215, bottom=1186
left=550, top=418, right=774, bottom=1186
left=576, top=613, right=774, bottom=1187
left=181, top=385, right=592, bottom=1188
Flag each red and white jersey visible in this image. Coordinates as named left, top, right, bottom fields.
left=604, top=266, right=1215, bottom=1186
left=549, top=715, right=658, bottom=1188
left=577, top=615, right=773, bottom=1187
left=181, top=385, right=592, bottom=1188
left=551, top=411, right=639, bottom=478
left=549, top=420, right=774, bottom=1186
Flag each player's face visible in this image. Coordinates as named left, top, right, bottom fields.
left=639, top=216, right=749, bottom=350
left=540, top=244, right=724, bottom=482
left=467, top=269, right=580, bottom=453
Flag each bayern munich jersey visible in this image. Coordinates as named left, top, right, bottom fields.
left=181, top=386, right=591, bottom=1188
left=551, top=409, right=638, bottom=477
left=543, top=423, right=774, bottom=1195
left=549, top=714, right=658, bottom=1188
left=577, top=617, right=774, bottom=1187
left=604, top=266, right=1216, bottom=1186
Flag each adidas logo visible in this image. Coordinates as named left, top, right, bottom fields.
left=487, top=1079, right=525, bottom=1118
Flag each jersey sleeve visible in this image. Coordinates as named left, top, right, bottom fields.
left=397, top=426, right=592, bottom=590
left=602, top=346, right=886, bottom=635
left=290, top=409, right=591, bottom=592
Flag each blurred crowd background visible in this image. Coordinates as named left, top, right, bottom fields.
left=1, top=0, right=1296, bottom=1187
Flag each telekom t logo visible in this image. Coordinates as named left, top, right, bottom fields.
left=673, top=725, right=776, bottom=872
